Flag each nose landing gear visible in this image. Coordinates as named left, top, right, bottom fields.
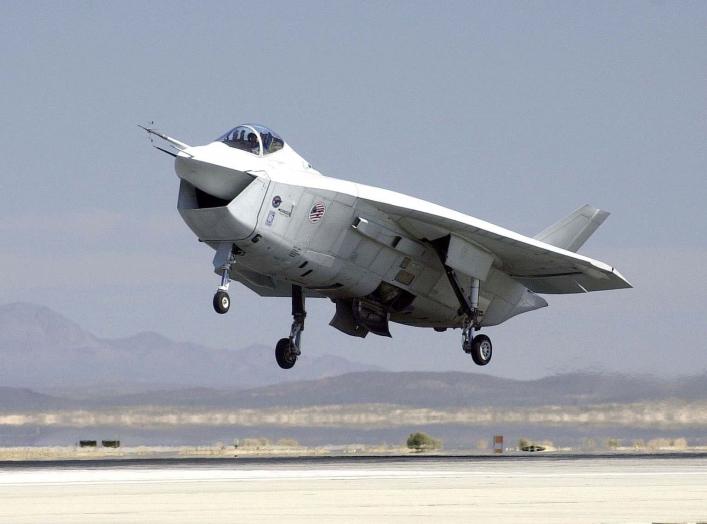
left=213, top=266, right=233, bottom=314
left=213, top=289, right=230, bottom=314
left=275, top=285, right=306, bottom=370
left=212, top=243, right=239, bottom=315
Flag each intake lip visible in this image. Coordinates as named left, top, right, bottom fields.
left=175, top=155, right=256, bottom=201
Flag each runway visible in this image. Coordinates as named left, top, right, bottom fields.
left=1, top=455, right=706, bottom=523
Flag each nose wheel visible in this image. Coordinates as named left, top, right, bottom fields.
left=213, top=290, right=230, bottom=314
left=212, top=243, right=238, bottom=315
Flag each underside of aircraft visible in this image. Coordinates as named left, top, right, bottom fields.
left=141, top=123, right=631, bottom=369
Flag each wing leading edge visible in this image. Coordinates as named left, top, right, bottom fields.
left=352, top=184, right=631, bottom=295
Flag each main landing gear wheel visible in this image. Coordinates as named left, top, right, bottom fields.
left=275, top=337, right=298, bottom=369
left=470, top=334, right=492, bottom=366
left=213, top=290, right=230, bottom=314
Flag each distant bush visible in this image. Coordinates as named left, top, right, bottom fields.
left=276, top=438, right=300, bottom=447
left=406, top=432, right=441, bottom=452
left=673, top=438, right=688, bottom=449
left=517, top=438, right=553, bottom=452
left=647, top=437, right=689, bottom=450
left=240, top=438, right=271, bottom=449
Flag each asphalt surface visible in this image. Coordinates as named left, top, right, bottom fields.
left=1, top=454, right=706, bottom=523
left=2, top=451, right=706, bottom=469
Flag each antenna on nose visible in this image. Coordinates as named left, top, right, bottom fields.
left=138, top=122, right=192, bottom=157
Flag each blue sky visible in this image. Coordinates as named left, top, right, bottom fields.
left=1, top=1, right=705, bottom=378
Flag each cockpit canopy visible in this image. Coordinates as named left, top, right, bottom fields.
left=217, top=124, right=285, bottom=156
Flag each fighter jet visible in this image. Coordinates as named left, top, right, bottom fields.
left=141, top=123, right=631, bottom=369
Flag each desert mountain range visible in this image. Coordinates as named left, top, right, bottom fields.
left=0, top=302, right=704, bottom=411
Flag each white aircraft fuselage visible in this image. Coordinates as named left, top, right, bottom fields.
left=144, top=123, right=631, bottom=368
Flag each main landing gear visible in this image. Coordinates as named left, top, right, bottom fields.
left=209, top=242, right=304, bottom=370
left=436, top=254, right=493, bottom=366
left=275, top=285, right=306, bottom=370
left=460, top=277, right=493, bottom=366
left=432, top=239, right=493, bottom=366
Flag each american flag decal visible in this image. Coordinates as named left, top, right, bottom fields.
left=308, top=201, right=326, bottom=223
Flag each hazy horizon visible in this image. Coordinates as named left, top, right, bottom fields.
left=1, top=2, right=705, bottom=379
left=2, top=300, right=705, bottom=383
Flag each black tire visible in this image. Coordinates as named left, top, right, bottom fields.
left=275, top=337, right=297, bottom=369
left=470, top=334, right=492, bottom=366
left=213, top=291, right=230, bottom=314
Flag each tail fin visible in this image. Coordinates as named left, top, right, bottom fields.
left=534, top=205, right=610, bottom=252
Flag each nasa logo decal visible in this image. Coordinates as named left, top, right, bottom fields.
left=308, top=201, right=326, bottom=223
left=272, top=195, right=282, bottom=208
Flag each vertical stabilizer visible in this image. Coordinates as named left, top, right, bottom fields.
left=534, top=205, right=610, bottom=252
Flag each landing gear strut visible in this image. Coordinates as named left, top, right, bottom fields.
left=213, top=269, right=232, bottom=314
left=275, top=285, right=306, bottom=369
left=436, top=258, right=492, bottom=366
left=462, top=278, right=493, bottom=366
left=212, top=243, right=238, bottom=315
left=431, top=238, right=493, bottom=366
left=461, top=278, right=492, bottom=365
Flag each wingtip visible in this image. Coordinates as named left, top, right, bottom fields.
left=594, top=208, right=611, bottom=224
left=580, top=204, right=610, bottom=219
left=612, top=267, right=633, bottom=289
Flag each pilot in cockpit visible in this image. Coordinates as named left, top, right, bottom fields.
left=218, top=125, right=284, bottom=155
